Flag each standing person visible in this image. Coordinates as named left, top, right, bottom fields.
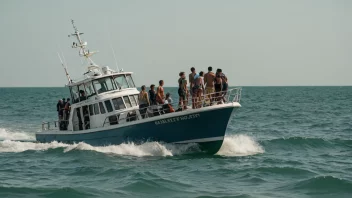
left=59, top=100, right=65, bottom=119
left=198, top=71, right=205, bottom=108
left=214, top=73, right=223, bottom=103
left=58, top=99, right=65, bottom=130
left=62, top=98, right=66, bottom=108
left=64, top=98, right=71, bottom=119
left=192, top=72, right=205, bottom=108
left=191, top=73, right=201, bottom=109
left=204, top=66, right=216, bottom=105
left=138, top=85, right=150, bottom=118
left=156, top=80, right=165, bottom=104
left=57, top=99, right=62, bottom=119
left=149, top=84, right=157, bottom=105
left=189, top=67, right=196, bottom=106
left=63, top=98, right=71, bottom=130
left=149, top=84, right=158, bottom=116
left=178, top=72, right=188, bottom=110
left=217, top=68, right=228, bottom=102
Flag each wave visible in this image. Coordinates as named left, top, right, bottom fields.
left=262, top=136, right=352, bottom=149
left=254, top=166, right=315, bottom=176
left=216, top=135, right=264, bottom=156
left=0, top=128, right=35, bottom=141
left=0, top=186, right=98, bottom=197
left=288, top=176, right=352, bottom=193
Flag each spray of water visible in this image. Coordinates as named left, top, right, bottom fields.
left=0, top=128, right=264, bottom=157
left=216, top=134, right=264, bottom=156
left=0, top=128, right=34, bottom=141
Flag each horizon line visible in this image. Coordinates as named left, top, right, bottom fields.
left=1, top=85, right=352, bottom=88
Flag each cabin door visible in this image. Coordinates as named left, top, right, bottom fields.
left=73, top=107, right=83, bottom=131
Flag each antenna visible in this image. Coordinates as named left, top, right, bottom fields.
left=105, top=18, right=120, bottom=72
left=57, top=52, right=72, bottom=83
left=109, top=37, right=120, bottom=72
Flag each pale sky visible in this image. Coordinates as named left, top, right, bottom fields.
left=0, top=0, right=351, bottom=87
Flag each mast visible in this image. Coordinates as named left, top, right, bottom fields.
left=68, top=19, right=100, bottom=75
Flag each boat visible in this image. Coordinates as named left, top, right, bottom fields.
left=36, top=20, right=242, bottom=154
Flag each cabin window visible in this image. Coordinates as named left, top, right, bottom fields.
left=126, top=74, right=135, bottom=88
left=94, top=103, right=100, bottom=115
left=84, top=82, right=96, bottom=98
left=93, top=77, right=116, bottom=94
left=104, top=100, right=114, bottom=112
left=112, top=97, right=125, bottom=110
left=134, top=94, right=139, bottom=105
left=113, top=75, right=129, bottom=89
left=78, top=84, right=88, bottom=102
left=99, top=102, right=106, bottom=114
left=129, top=95, right=137, bottom=106
left=89, top=105, right=94, bottom=116
left=123, top=96, right=132, bottom=108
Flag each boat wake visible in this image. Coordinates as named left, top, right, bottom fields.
left=0, top=128, right=263, bottom=157
left=0, top=128, right=35, bottom=141
left=216, top=134, right=264, bottom=156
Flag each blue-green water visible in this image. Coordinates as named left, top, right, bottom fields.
left=0, top=87, right=351, bottom=198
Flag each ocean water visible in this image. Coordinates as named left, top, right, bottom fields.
left=0, top=86, right=351, bottom=198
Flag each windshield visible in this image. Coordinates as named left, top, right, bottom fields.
left=126, top=74, right=135, bottom=88
left=84, top=82, right=96, bottom=97
left=113, top=75, right=129, bottom=89
left=93, top=77, right=116, bottom=94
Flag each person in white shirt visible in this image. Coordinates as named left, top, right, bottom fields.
left=165, top=93, right=173, bottom=104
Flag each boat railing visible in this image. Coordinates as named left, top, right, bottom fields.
left=42, top=120, right=70, bottom=131
left=42, top=88, right=241, bottom=130
left=102, top=87, right=242, bottom=127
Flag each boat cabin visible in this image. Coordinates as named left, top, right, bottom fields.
left=64, top=71, right=141, bottom=132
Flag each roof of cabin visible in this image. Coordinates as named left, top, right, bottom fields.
left=67, top=72, right=133, bottom=87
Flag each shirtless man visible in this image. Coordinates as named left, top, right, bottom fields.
left=204, top=66, right=216, bottom=104
left=189, top=67, right=196, bottom=108
left=189, top=67, right=196, bottom=95
left=156, top=80, right=165, bottom=104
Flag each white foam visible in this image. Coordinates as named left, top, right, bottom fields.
left=0, top=130, right=263, bottom=157
left=0, top=140, right=69, bottom=153
left=0, top=139, right=194, bottom=157
left=216, top=134, right=264, bottom=156
left=63, top=142, right=173, bottom=157
left=0, top=128, right=35, bottom=141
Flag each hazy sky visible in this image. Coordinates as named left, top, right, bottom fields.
left=0, top=0, right=351, bottom=87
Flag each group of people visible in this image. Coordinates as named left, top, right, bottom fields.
left=178, top=66, right=228, bottom=109
left=56, top=98, right=71, bottom=129
left=138, top=80, right=175, bottom=118
left=138, top=66, right=228, bottom=116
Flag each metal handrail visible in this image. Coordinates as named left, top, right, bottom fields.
left=102, top=88, right=242, bottom=127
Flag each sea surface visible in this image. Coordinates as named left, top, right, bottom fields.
left=0, top=87, right=351, bottom=198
